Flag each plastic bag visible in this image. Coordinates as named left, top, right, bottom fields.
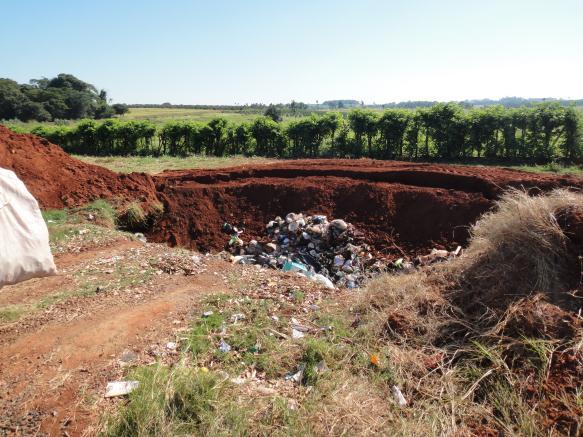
left=0, top=168, right=57, bottom=287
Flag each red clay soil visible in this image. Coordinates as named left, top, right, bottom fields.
left=2, top=126, right=583, bottom=257
left=151, top=160, right=583, bottom=256
left=0, top=125, right=158, bottom=209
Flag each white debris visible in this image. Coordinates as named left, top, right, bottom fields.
left=105, top=381, right=139, bottom=398
left=219, top=339, right=232, bottom=353
left=285, top=364, right=305, bottom=384
left=291, top=328, right=305, bottom=339
left=391, top=385, right=407, bottom=407
left=310, top=273, right=335, bottom=289
left=230, top=313, right=246, bottom=323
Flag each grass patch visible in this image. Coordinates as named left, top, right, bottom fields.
left=36, top=283, right=98, bottom=309
left=0, top=305, right=27, bottom=323
left=75, top=155, right=277, bottom=174
left=42, top=209, right=68, bottom=224
left=78, top=199, right=117, bottom=228
left=186, top=312, right=225, bottom=357
left=101, top=365, right=244, bottom=436
left=507, top=162, right=583, bottom=175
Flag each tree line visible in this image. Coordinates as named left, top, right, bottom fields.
left=0, top=74, right=128, bottom=122
left=24, top=103, right=582, bottom=163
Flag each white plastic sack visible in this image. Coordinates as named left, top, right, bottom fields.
left=0, top=167, right=56, bottom=287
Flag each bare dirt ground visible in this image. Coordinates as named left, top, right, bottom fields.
left=0, top=234, right=323, bottom=436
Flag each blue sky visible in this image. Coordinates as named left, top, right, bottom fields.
left=1, top=0, right=581, bottom=104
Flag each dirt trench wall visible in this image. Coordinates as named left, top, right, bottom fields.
left=149, top=160, right=582, bottom=256
left=151, top=177, right=491, bottom=255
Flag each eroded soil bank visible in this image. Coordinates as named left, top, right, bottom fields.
left=150, top=160, right=582, bottom=256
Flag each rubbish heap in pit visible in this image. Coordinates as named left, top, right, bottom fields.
left=223, top=212, right=462, bottom=289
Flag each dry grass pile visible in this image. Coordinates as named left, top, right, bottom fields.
left=442, top=188, right=583, bottom=314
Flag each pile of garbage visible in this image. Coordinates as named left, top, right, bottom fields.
left=223, top=213, right=381, bottom=289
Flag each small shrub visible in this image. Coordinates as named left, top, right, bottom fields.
left=118, top=201, right=146, bottom=230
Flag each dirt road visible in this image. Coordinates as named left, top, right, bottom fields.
left=0, top=239, right=239, bottom=436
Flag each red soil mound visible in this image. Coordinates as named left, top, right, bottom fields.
left=0, top=125, right=158, bottom=209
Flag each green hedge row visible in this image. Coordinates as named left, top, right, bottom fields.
left=26, top=103, right=582, bottom=162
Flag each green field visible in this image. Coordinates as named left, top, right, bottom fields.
left=76, top=154, right=277, bottom=174
left=74, top=154, right=583, bottom=176
left=124, top=107, right=262, bottom=125
left=4, top=107, right=306, bottom=133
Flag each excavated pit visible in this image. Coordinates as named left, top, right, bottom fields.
left=149, top=160, right=582, bottom=257
left=1, top=125, right=581, bottom=259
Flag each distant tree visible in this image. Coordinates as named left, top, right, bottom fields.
left=112, top=103, right=129, bottom=116
left=532, top=103, right=564, bottom=161
left=251, top=117, right=285, bottom=156
left=0, top=79, right=25, bottom=119
left=319, top=112, right=343, bottom=150
left=377, top=110, right=410, bottom=157
left=264, top=104, right=283, bottom=122
left=347, top=109, right=379, bottom=157
left=234, top=123, right=251, bottom=155
left=561, top=107, right=582, bottom=159
left=207, top=117, right=228, bottom=156
left=0, top=73, right=118, bottom=121
left=348, top=109, right=372, bottom=156
left=16, top=100, right=51, bottom=122
left=404, top=111, right=421, bottom=159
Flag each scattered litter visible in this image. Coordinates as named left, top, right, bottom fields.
left=78, top=229, right=89, bottom=235
left=202, top=310, right=214, bottom=317
left=134, top=232, right=147, bottom=243
left=291, top=317, right=311, bottom=337
left=291, top=328, right=305, bottom=339
left=416, top=247, right=462, bottom=266
left=151, top=252, right=203, bottom=275
left=104, top=381, right=139, bottom=398
left=230, top=377, right=246, bottom=385
left=219, top=339, right=232, bottom=353
left=166, top=342, right=177, bottom=350
left=391, top=385, right=407, bottom=407
left=230, top=313, right=246, bottom=323
left=118, top=350, right=138, bottom=365
left=285, top=364, right=305, bottom=384
left=370, top=354, right=380, bottom=367
left=310, top=273, right=335, bottom=289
